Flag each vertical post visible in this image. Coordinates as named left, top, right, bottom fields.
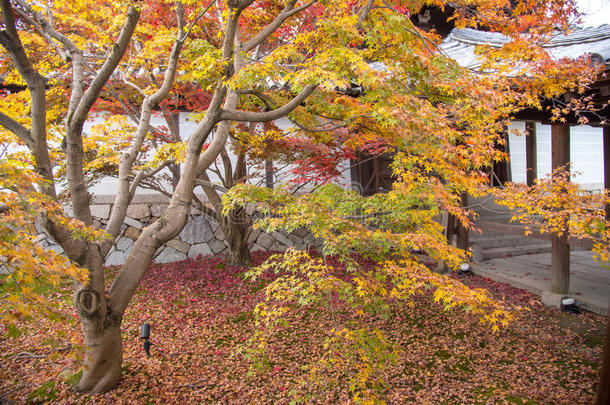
left=525, top=121, right=537, bottom=187
left=373, top=156, right=381, bottom=193
left=436, top=211, right=454, bottom=274
left=504, top=130, right=512, bottom=183
left=456, top=192, right=469, bottom=251
left=551, top=123, right=570, bottom=295
left=604, top=126, right=610, bottom=220
left=265, top=159, right=274, bottom=189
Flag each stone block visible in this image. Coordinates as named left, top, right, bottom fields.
left=471, top=245, right=483, bottom=263
left=168, top=239, right=190, bottom=254
left=124, top=226, right=141, bottom=240
left=250, top=243, right=266, bottom=252
left=116, top=237, right=134, bottom=252
left=270, top=242, right=287, bottom=252
left=130, top=194, right=170, bottom=205
left=127, top=204, right=151, bottom=219
left=0, top=264, right=12, bottom=275
left=214, top=226, right=225, bottom=240
left=90, top=204, right=111, bottom=219
left=188, top=243, right=213, bottom=258
left=34, top=218, right=45, bottom=234
left=155, top=247, right=187, bottom=264
left=541, top=291, right=566, bottom=309
left=248, top=229, right=261, bottom=244
left=105, top=251, right=126, bottom=266
left=294, top=243, right=307, bottom=251
left=272, top=231, right=292, bottom=247
left=256, top=232, right=275, bottom=249
left=48, top=244, right=65, bottom=254
left=209, top=239, right=227, bottom=254
left=288, top=234, right=303, bottom=244
left=208, top=218, right=219, bottom=232
left=179, top=218, right=214, bottom=244
left=124, top=216, right=143, bottom=230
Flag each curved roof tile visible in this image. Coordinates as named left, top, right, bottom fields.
left=441, top=25, right=610, bottom=69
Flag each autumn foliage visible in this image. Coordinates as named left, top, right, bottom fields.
left=0, top=0, right=605, bottom=397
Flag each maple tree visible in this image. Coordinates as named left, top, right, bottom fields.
left=0, top=0, right=601, bottom=395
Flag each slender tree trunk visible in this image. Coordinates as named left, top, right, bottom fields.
left=223, top=208, right=251, bottom=266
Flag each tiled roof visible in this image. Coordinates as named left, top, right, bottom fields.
left=440, top=25, right=610, bottom=69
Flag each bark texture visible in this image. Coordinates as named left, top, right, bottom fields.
left=77, top=323, right=123, bottom=393
left=223, top=208, right=251, bottom=266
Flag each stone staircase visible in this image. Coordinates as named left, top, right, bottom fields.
left=468, top=196, right=552, bottom=263
left=470, top=231, right=552, bottom=262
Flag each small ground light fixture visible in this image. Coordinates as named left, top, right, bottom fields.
left=140, top=323, right=152, bottom=356
left=560, top=297, right=581, bottom=314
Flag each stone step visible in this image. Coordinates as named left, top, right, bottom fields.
left=478, top=244, right=552, bottom=261
left=470, top=235, right=540, bottom=249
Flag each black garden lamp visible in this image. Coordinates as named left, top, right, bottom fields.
left=140, top=323, right=152, bottom=356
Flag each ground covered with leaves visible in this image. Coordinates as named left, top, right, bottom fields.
left=0, top=251, right=605, bottom=404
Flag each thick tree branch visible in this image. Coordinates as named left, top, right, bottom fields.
left=104, top=3, right=188, bottom=255
left=357, top=0, right=375, bottom=28
left=71, top=6, right=140, bottom=128
left=241, top=90, right=369, bottom=133
left=0, top=111, right=33, bottom=147
left=195, top=23, right=245, bottom=175
left=219, top=84, right=317, bottom=122
left=219, top=147, right=234, bottom=187
left=0, top=0, right=56, bottom=199
left=64, top=5, right=140, bottom=227
left=1, top=1, right=50, bottom=86
left=197, top=171, right=225, bottom=214
left=241, top=0, right=316, bottom=52
left=11, top=0, right=85, bottom=117
left=13, top=0, right=79, bottom=53
left=196, top=177, right=229, bottom=194
left=108, top=9, right=244, bottom=315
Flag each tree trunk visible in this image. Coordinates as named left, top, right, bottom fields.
left=77, top=322, right=123, bottom=393
left=73, top=247, right=124, bottom=393
left=223, top=208, right=251, bottom=266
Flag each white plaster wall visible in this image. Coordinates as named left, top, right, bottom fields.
left=86, top=112, right=354, bottom=197
left=508, top=121, right=603, bottom=191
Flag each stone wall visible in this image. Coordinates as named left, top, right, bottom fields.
left=35, top=194, right=316, bottom=267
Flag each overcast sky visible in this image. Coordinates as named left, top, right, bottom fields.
left=576, top=0, right=610, bottom=27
